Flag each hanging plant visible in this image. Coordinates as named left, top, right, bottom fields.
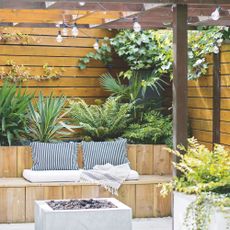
left=0, top=31, right=35, bottom=45
left=0, top=61, right=64, bottom=82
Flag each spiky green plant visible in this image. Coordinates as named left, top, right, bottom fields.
left=0, top=83, right=32, bottom=146
left=27, top=93, right=74, bottom=142
left=70, top=97, right=132, bottom=141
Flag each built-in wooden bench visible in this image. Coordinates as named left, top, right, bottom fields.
left=0, top=176, right=172, bottom=223
left=0, top=144, right=172, bottom=223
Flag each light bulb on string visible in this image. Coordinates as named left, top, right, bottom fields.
left=79, top=2, right=86, bottom=6
left=211, top=7, right=221, bottom=21
left=62, top=27, right=68, bottom=36
left=93, top=39, right=99, bottom=50
left=56, top=31, right=63, bottom=43
left=133, top=18, right=141, bottom=32
left=72, top=23, right=79, bottom=37
left=213, top=46, right=219, bottom=54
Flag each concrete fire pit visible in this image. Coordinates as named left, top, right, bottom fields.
left=35, top=198, right=132, bottom=230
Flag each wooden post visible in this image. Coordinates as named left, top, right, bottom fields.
left=172, top=4, right=188, bottom=230
left=213, top=52, right=221, bottom=146
left=172, top=4, right=188, bottom=167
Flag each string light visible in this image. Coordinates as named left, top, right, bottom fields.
left=213, top=46, right=219, bottom=54
left=93, top=39, right=99, bottom=50
left=79, top=2, right=86, bottom=6
left=62, top=27, right=68, bottom=36
left=72, top=23, right=79, bottom=37
left=211, top=7, right=221, bottom=21
left=133, top=18, right=141, bottom=32
left=56, top=31, right=63, bottom=43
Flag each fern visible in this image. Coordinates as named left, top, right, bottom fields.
left=70, top=97, right=132, bottom=141
left=122, top=110, right=172, bottom=145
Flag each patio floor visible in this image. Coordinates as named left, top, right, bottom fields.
left=0, top=217, right=172, bottom=230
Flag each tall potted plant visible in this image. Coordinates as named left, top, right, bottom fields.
left=160, top=138, right=230, bottom=230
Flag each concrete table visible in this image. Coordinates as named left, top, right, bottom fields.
left=35, top=198, right=132, bottom=230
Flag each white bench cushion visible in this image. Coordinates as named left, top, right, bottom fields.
left=23, top=169, right=139, bottom=183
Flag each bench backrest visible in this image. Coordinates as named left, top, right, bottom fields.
left=0, top=144, right=172, bottom=177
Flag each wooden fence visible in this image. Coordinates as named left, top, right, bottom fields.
left=188, top=43, right=230, bottom=149
left=0, top=27, right=118, bottom=103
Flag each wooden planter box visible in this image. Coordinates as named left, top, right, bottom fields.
left=0, top=144, right=172, bottom=177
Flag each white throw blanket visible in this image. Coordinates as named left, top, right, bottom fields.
left=80, top=163, right=131, bottom=195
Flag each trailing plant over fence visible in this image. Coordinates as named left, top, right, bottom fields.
left=0, top=61, right=64, bottom=82
left=79, top=26, right=230, bottom=80
left=0, top=31, right=34, bottom=44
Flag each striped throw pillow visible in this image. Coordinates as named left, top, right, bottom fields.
left=82, top=138, right=129, bottom=170
left=31, top=142, right=78, bottom=170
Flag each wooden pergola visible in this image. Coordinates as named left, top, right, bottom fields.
left=0, top=1, right=229, bottom=227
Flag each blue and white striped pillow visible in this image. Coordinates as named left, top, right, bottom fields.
left=31, top=142, right=78, bottom=171
left=82, top=138, right=129, bottom=170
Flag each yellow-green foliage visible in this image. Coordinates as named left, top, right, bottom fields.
left=160, top=138, right=230, bottom=197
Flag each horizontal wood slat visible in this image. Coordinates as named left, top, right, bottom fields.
left=0, top=176, right=172, bottom=223
left=0, top=28, right=117, bottom=101
left=0, top=144, right=172, bottom=178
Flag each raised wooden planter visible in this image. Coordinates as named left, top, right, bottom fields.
left=0, top=144, right=172, bottom=223
left=0, top=144, right=172, bottom=177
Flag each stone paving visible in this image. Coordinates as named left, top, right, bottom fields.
left=0, top=217, right=172, bottom=230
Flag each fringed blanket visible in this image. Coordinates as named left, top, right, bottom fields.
left=80, top=163, right=131, bottom=195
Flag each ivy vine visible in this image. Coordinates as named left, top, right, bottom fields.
left=79, top=26, right=230, bottom=80
left=0, top=31, right=34, bottom=44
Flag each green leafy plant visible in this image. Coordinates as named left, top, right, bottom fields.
left=184, top=192, right=230, bottom=230
left=79, top=26, right=229, bottom=80
left=0, top=31, right=34, bottom=44
left=122, top=110, right=172, bottom=145
left=0, top=83, right=33, bottom=146
left=160, top=138, right=230, bottom=230
left=79, top=40, right=112, bottom=69
left=0, top=61, right=64, bottom=82
left=161, top=138, right=230, bottom=196
left=70, top=97, right=132, bottom=141
left=26, top=93, right=74, bottom=142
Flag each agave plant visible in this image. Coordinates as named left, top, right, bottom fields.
left=70, top=97, right=132, bottom=141
left=27, top=93, right=75, bottom=142
left=0, top=83, right=32, bottom=146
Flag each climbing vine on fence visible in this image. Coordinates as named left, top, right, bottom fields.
left=79, top=26, right=230, bottom=80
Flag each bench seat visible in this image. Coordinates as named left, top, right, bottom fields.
left=0, top=175, right=172, bottom=223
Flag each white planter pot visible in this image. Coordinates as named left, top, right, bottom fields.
left=174, top=192, right=230, bottom=230
left=35, top=198, right=132, bottom=230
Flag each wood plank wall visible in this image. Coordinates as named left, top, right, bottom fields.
left=0, top=27, right=118, bottom=103
left=188, top=43, right=230, bottom=149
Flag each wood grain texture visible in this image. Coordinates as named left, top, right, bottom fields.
left=0, top=27, right=116, bottom=102
left=0, top=144, right=171, bottom=177
left=153, top=145, right=171, bottom=175
left=0, top=187, right=25, bottom=223
left=0, top=147, right=17, bottom=177
left=63, top=185, right=82, bottom=199
left=136, top=145, right=154, bottom=175
left=17, top=146, right=32, bottom=177
left=26, top=186, right=62, bottom=222
left=135, top=184, right=154, bottom=218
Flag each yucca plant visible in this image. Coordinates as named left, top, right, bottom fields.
left=0, top=83, right=32, bottom=146
left=27, top=93, right=74, bottom=142
left=70, top=97, right=132, bottom=141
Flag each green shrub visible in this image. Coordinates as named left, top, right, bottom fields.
left=0, top=83, right=32, bottom=146
left=27, top=93, right=74, bottom=142
left=161, top=138, right=230, bottom=196
left=70, top=97, right=132, bottom=141
left=122, top=111, right=172, bottom=145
